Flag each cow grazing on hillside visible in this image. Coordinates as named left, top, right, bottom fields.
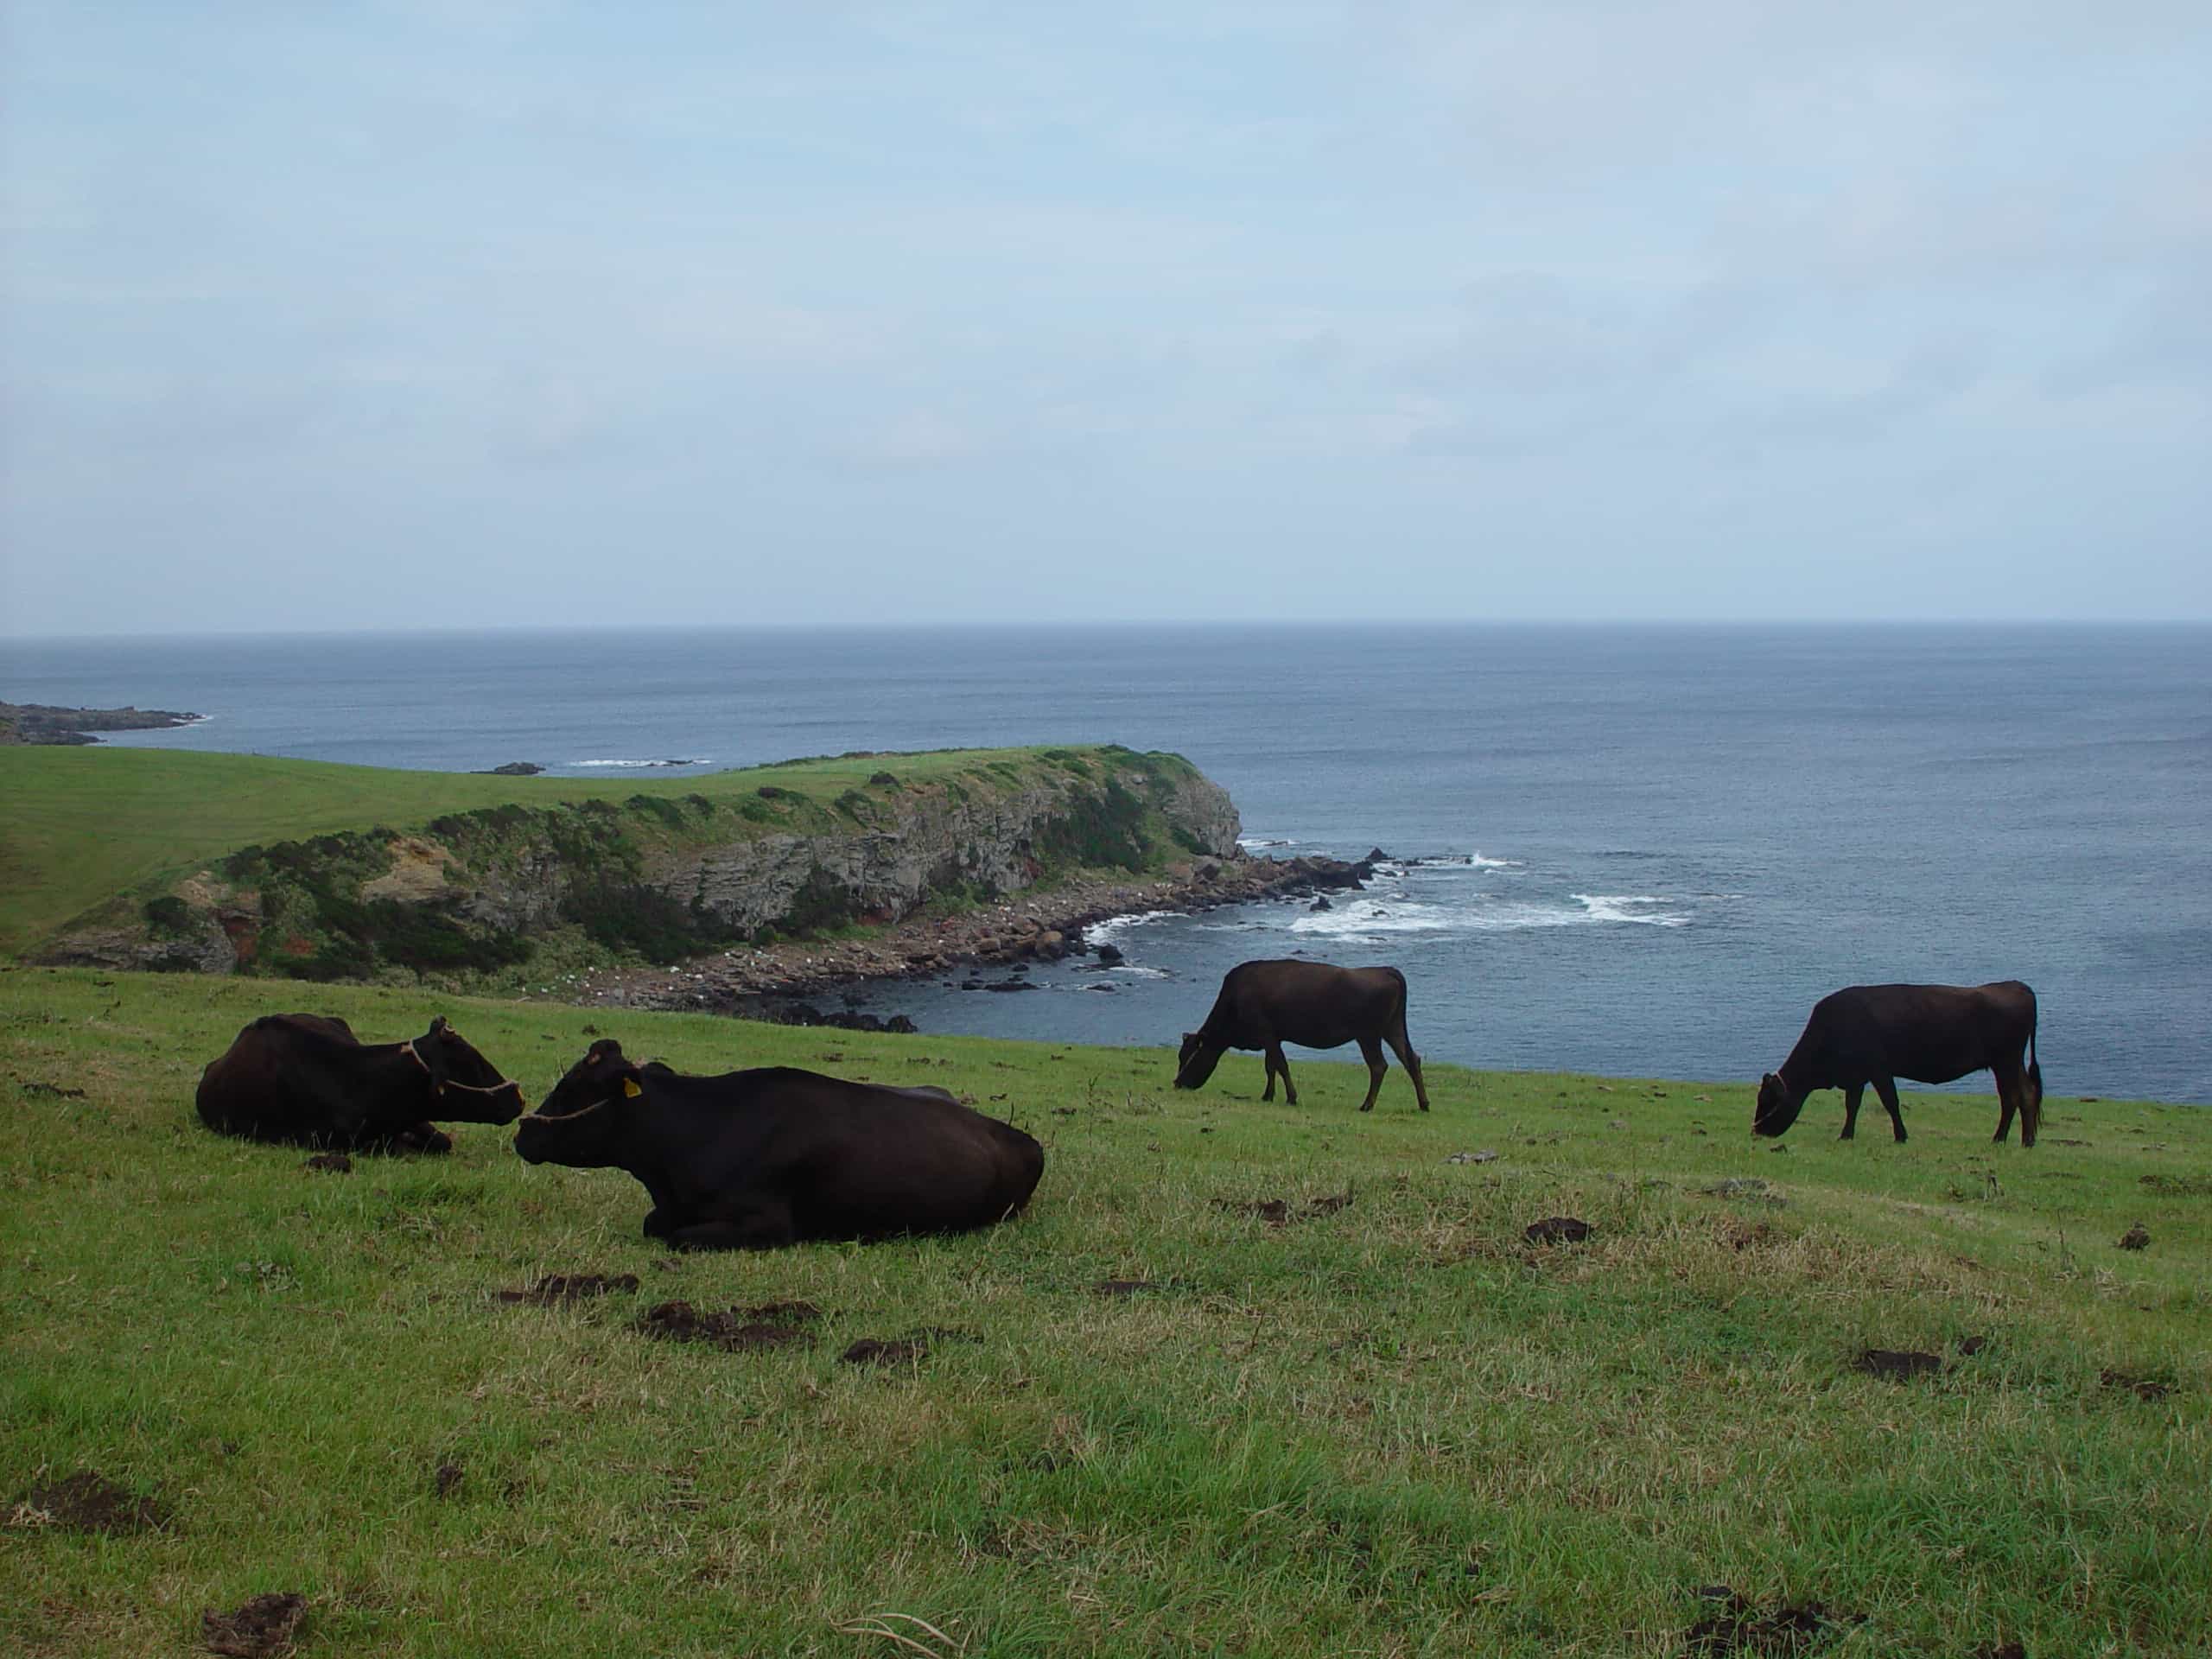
left=512, top=1039, right=1046, bottom=1249
left=1754, top=981, right=2044, bottom=1146
left=196, top=1014, right=526, bottom=1151
left=1174, top=959, right=1430, bottom=1112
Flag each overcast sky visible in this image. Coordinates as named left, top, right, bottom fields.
left=3, top=1, right=2208, bottom=635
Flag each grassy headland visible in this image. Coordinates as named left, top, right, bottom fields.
left=0, top=744, right=1219, bottom=971
left=3, top=969, right=2205, bottom=1656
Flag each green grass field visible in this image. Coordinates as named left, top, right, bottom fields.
left=0, top=745, right=1103, bottom=959
left=3, top=969, right=2206, bottom=1656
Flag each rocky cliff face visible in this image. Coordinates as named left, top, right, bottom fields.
left=40, top=747, right=1243, bottom=980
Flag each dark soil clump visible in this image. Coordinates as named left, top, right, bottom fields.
left=2118, top=1223, right=2151, bottom=1250
left=201, top=1592, right=307, bottom=1657
left=497, top=1273, right=640, bottom=1304
left=1219, top=1189, right=1354, bottom=1226
left=1854, top=1348, right=1942, bottom=1381
left=16, top=1470, right=168, bottom=1534
left=1682, top=1586, right=1851, bottom=1654
left=2101, top=1368, right=2171, bottom=1402
left=1971, top=1643, right=2026, bottom=1659
left=302, top=1153, right=352, bottom=1173
left=842, top=1337, right=926, bottom=1366
left=636, top=1300, right=808, bottom=1351
left=434, top=1463, right=464, bottom=1499
left=1523, top=1216, right=1592, bottom=1245
left=20, top=1079, right=88, bottom=1099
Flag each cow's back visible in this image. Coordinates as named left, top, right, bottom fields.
left=1221, top=959, right=1403, bottom=1047
left=1810, top=982, right=2033, bottom=1084
left=728, top=1069, right=1044, bottom=1239
left=196, top=1014, right=360, bottom=1143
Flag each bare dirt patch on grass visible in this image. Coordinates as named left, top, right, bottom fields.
left=1522, top=1216, right=1592, bottom=1245
left=1682, top=1587, right=1859, bottom=1654
left=1218, top=1189, right=1354, bottom=1226
left=1853, top=1349, right=1942, bottom=1382
left=496, top=1273, right=640, bottom=1305
left=200, top=1592, right=306, bottom=1657
left=10, top=1470, right=167, bottom=1535
left=637, top=1300, right=812, bottom=1351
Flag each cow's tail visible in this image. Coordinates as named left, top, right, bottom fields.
left=2023, top=1018, right=2043, bottom=1145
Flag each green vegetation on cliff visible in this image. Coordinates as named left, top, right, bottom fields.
left=2, top=969, right=2205, bottom=1656
left=0, top=744, right=1226, bottom=975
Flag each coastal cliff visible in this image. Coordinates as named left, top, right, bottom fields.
left=38, top=746, right=1253, bottom=982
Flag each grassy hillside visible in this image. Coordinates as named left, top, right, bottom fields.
left=0, top=744, right=1183, bottom=961
left=3, top=969, right=2206, bottom=1656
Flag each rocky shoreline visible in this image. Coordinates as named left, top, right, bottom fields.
left=0, top=702, right=204, bottom=746
left=574, top=849, right=1385, bottom=1021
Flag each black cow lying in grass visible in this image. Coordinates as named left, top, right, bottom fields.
left=196, top=1014, right=526, bottom=1152
left=1174, top=958, right=1430, bottom=1112
left=1754, top=981, right=2044, bottom=1147
left=513, top=1039, right=1046, bottom=1250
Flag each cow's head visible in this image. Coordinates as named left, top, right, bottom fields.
left=409, top=1017, right=526, bottom=1123
left=515, top=1039, right=640, bottom=1167
left=1751, top=1071, right=1801, bottom=1136
left=1173, top=1032, right=1221, bottom=1090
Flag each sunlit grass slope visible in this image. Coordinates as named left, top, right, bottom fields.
left=3, top=969, right=2207, bottom=1656
left=0, top=745, right=1075, bottom=957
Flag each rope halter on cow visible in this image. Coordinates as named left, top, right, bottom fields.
left=519, top=1077, right=640, bottom=1125
left=399, top=1040, right=529, bottom=1106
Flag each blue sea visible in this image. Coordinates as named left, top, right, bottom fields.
left=7, top=625, right=2208, bottom=1103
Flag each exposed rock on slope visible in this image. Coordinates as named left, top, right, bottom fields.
left=40, top=746, right=1245, bottom=981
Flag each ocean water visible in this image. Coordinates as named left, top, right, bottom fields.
left=6, top=625, right=2208, bottom=1103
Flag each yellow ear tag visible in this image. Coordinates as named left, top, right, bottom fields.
left=622, top=1078, right=643, bottom=1097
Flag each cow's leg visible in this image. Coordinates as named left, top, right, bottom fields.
left=391, top=1122, right=453, bottom=1155
left=668, top=1197, right=797, bottom=1252
left=1991, top=1059, right=2021, bottom=1145
left=1384, top=1018, right=1430, bottom=1112
left=1266, top=1043, right=1298, bottom=1105
left=1259, top=1047, right=1278, bottom=1102
left=1840, top=1083, right=1864, bottom=1140
left=1356, top=1035, right=1388, bottom=1112
left=1872, top=1077, right=1907, bottom=1143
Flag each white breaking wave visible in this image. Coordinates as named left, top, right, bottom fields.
left=570, top=757, right=709, bottom=769
left=1238, top=835, right=1297, bottom=849
left=1571, top=893, right=1689, bottom=927
left=1086, top=909, right=1179, bottom=948
left=1288, top=899, right=1456, bottom=938
left=1467, top=851, right=1522, bottom=869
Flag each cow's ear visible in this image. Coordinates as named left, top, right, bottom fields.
left=429, top=1016, right=450, bottom=1037
left=1181, top=1032, right=1196, bottom=1046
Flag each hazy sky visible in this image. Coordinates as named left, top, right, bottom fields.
left=4, top=2, right=2208, bottom=635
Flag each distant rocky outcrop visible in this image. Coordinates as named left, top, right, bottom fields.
left=1, top=702, right=202, bottom=746
left=475, top=761, right=544, bottom=776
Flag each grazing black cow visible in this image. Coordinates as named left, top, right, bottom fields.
left=512, top=1039, right=1046, bottom=1250
left=1754, top=981, right=2044, bottom=1147
left=196, top=1014, right=526, bottom=1151
left=1174, top=958, right=1430, bottom=1112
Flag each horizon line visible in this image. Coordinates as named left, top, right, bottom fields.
left=9, top=615, right=2212, bottom=646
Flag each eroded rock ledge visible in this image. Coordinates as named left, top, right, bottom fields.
left=577, top=850, right=1381, bottom=1015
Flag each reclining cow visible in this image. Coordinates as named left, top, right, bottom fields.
left=1753, top=981, right=2044, bottom=1147
left=196, top=1014, right=526, bottom=1152
left=513, top=1039, right=1046, bottom=1249
left=1174, top=959, right=1430, bottom=1112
